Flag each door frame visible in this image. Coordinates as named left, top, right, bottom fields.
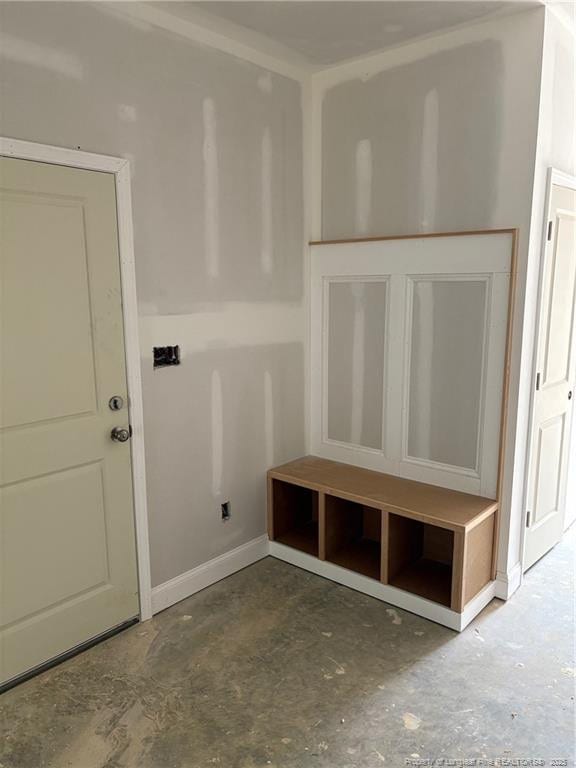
left=0, top=136, right=153, bottom=621
left=521, top=167, right=576, bottom=572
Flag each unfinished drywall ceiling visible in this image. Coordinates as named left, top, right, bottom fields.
left=0, top=1, right=305, bottom=589
left=185, top=1, right=526, bottom=65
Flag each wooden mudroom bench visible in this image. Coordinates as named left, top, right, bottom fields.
left=267, top=456, right=498, bottom=630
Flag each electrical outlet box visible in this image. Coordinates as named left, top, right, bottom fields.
left=153, top=345, right=180, bottom=369
left=221, top=502, right=231, bottom=521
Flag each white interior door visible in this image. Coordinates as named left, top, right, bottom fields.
left=310, top=232, right=513, bottom=498
left=524, top=182, right=576, bottom=570
left=0, top=156, right=139, bottom=687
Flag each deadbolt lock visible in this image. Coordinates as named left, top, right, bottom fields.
left=109, top=395, right=124, bottom=411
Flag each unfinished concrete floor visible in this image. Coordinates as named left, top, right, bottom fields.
left=1, top=528, right=574, bottom=768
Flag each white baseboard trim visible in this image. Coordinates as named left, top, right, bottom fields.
left=459, top=581, right=497, bottom=630
left=151, top=535, right=270, bottom=614
left=269, top=541, right=496, bottom=631
left=494, top=561, right=523, bottom=600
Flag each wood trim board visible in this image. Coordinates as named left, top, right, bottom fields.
left=310, top=227, right=518, bottom=246
left=493, top=228, right=518, bottom=577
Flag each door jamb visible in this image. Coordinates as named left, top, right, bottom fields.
left=0, top=136, right=153, bottom=621
left=521, top=167, right=576, bottom=573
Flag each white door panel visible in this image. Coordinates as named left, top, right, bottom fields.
left=540, top=210, right=576, bottom=388
left=0, top=157, right=139, bottom=686
left=524, top=183, right=576, bottom=570
left=532, top=416, right=565, bottom=525
left=1, top=196, right=97, bottom=428
left=2, top=463, right=109, bottom=625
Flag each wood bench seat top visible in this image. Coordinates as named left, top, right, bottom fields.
left=268, top=456, right=497, bottom=532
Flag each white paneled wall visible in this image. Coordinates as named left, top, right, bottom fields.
left=311, top=232, right=514, bottom=498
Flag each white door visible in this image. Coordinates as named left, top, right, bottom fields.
left=0, top=156, right=139, bottom=687
left=524, top=182, right=576, bottom=570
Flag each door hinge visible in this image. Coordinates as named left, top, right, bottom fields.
left=547, top=220, right=553, bottom=241
left=536, top=372, right=541, bottom=391
left=526, top=509, right=531, bottom=528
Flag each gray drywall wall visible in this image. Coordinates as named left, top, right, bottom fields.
left=322, top=40, right=504, bottom=239
left=0, top=2, right=305, bottom=587
left=142, top=343, right=304, bottom=586
left=321, top=19, right=546, bottom=242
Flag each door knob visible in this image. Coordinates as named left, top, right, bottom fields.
left=111, top=426, right=131, bottom=443
left=569, top=391, right=573, bottom=401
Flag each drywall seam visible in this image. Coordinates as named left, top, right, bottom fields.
left=110, top=2, right=313, bottom=82
left=412, top=282, right=434, bottom=458
left=350, top=284, right=366, bottom=445
left=355, top=139, right=372, bottom=235
left=211, top=370, right=223, bottom=499
left=0, top=33, right=83, bottom=79
left=264, top=370, right=275, bottom=468
left=203, top=97, right=220, bottom=280
left=260, top=125, right=273, bottom=275
left=306, top=76, right=323, bottom=240
left=419, top=89, right=439, bottom=232
left=151, top=535, right=270, bottom=614
left=138, top=304, right=305, bottom=358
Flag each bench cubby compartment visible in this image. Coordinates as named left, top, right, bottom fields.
left=269, top=478, right=319, bottom=556
left=386, top=514, right=454, bottom=607
left=324, top=496, right=381, bottom=580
